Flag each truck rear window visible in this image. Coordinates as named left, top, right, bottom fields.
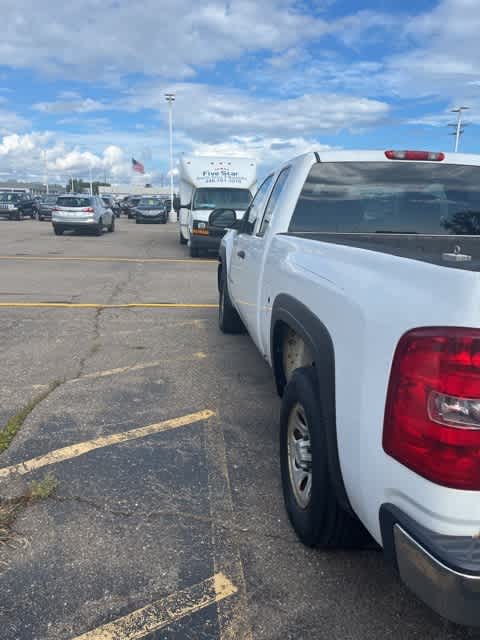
left=290, top=162, right=480, bottom=235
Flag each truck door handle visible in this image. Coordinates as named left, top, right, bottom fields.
left=237, top=250, right=245, bottom=259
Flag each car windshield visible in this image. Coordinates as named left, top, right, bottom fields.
left=0, top=193, right=20, bottom=202
left=193, top=188, right=252, bottom=210
left=42, top=195, right=58, bottom=204
left=57, top=197, right=93, bottom=208
left=138, top=198, right=162, bottom=207
left=290, top=162, right=480, bottom=235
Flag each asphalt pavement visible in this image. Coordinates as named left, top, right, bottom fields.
left=0, top=218, right=477, bottom=640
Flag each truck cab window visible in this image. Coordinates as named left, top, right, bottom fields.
left=241, top=174, right=274, bottom=234
left=258, top=167, right=291, bottom=236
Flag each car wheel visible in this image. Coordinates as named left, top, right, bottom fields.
left=136, top=219, right=141, bottom=224
left=15, top=211, right=21, bottom=221
left=218, top=269, right=245, bottom=334
left=280, top=366, right=372, bottom=549
left=108, top=216, right=115, bottom=232
left=53, top=225, right=64, bottom=236
left=179, top=231, right=188, bottom=245
left=95, top=219, right=103, bottom=236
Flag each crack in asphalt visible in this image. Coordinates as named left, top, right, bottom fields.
left=53, top=494, right=297, bottom=544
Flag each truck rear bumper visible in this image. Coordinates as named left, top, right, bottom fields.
left=380, top=504, right=480, bottom=627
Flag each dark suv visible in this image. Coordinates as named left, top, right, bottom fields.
left=0, top=192, right=37, bottom=220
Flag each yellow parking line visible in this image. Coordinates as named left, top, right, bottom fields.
left=0, top=410, right=215, bottom=479
left=73, top=572, right=237, bottom=639
left=0, top=255, right=216, bottom=264
left=68, top=353, right=208, bottom=383
left=0, top=302, right=218, bottom=309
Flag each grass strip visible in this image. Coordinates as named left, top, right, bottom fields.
left=0, top=381, right=61, bottom=454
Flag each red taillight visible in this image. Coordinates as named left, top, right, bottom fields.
left=83, top=207, right=94, bottom=212
left=383, top=328, right=480, bottom=490
left=385, top=150, right=445, bottom=161
left=52, top=207, right=59, bottom=212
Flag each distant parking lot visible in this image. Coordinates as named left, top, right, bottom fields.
left=0, top=218, right=474, bottom=640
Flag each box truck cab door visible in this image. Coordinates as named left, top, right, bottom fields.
left=179, top=205, right=190, bottom=240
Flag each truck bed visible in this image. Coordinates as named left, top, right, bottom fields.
left=283, top=232, right=480, bottom=271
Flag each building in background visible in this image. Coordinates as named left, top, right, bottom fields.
left=99, top=184, right=175, bottom=197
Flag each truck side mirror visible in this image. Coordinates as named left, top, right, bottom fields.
left=209, top=208, right=238, bottom=229
left=173, top=196, right=181, bottom=213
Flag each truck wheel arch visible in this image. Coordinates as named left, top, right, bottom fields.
left=270, top=294, right=354, bottom=516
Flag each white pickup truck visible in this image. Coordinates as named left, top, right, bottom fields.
left=212, top=149, right=480, bottom=627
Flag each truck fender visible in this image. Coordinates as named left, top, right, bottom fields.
left=270, top=293, right=354, bottom=515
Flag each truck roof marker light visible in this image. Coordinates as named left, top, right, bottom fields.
left=385, top=150, right=445, bottom=161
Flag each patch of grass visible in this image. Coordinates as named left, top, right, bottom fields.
left=0, top=380, right=62, bottom=454
left=27, top=472, right=59, bottom=501
left=0, top=473, right=58, bottom=544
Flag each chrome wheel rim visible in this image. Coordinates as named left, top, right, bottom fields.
left=287, top=403, right=312, bottom=509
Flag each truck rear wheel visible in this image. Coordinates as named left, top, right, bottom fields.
left=280, top=366, right=371, bottom=549
left=179, top=231, right=188, bottom=245
left=219, top=270, right=244, bottom=334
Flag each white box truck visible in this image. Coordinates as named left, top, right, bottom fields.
left=177, top=155, right=256, bottom=257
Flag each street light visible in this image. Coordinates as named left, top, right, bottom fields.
left=448, top=106, right=470, bottom=152
left=165, top=92, right=176, bottom=222
left=42, top=150, right=49, bottom=194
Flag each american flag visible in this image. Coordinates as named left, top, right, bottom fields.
left=132, top=158, right=145, bottom=174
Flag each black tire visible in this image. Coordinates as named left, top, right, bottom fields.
left=108, top=216, right=115, bottom=232
left=280, top=366, right=371, bottom=549
left=189, top=245, right=199, bottom=257
left=218, top=269, right=245, bottom=334
left=95, top=219, right=103, bottom=236
left=39, top=215, right=44, bottom=221
left=179, top=231, right=188, bottom=245
left=136, top=219, right=141, bottom=224
left=53, top=225, right=64, bottom=236
left=15, top=211, right=21, bottom=221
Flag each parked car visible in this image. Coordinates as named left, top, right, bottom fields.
left=134, top=197, right=168, bottom=224
left=121, top=196, right=141, bottom=218
left=0, top=192, right=37, bottom=220
left=37, top=194, right=58, bottom=221
left=101, top=195, right=121, bottom=218
left=215, top=148, right=480, bottom=627
left=52, top=195, right=115, bottom=236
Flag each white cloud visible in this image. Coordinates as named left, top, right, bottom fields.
left=34, top=94, right=107, bottom=114
left=0, top=0, right=327, bottom=81
left=123, top=82, right=390, bottom=139
left=0, top=132, right=139, bottom=183
left=0, top=109, right=30, bottom=134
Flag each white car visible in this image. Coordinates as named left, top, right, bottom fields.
left=52, top=195, right=115, bottom=236
left=215, top=149, right=480, bottom=627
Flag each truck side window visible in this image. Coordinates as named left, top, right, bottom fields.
left=257, top=167, right=291, bottom=236
left=241, top=174, right=274, bottom=235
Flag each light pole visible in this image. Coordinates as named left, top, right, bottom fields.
left=165, top=92, right=176, bottom=222
left=89, top=163, right=93, bottom=196
left=43, top=150, right=49, bottom=194
left=449, top=106, right=470, bottom=152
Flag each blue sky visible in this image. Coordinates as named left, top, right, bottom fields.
left=1, top=0, right=480, bottom=184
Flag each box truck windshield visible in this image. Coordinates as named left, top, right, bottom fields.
left=192, top=188, right=252, bottom=211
